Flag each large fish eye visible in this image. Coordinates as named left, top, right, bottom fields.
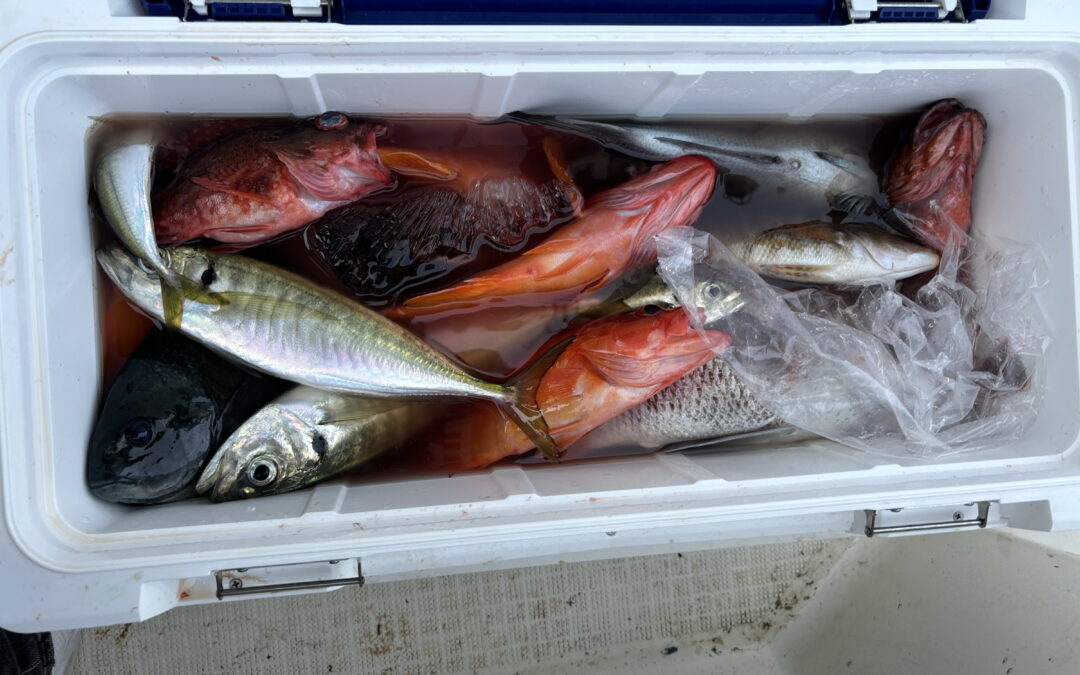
left=123, top=419, right=155, bottom=448
left=247, top=456, right=279, bottom=487
left=315, top=112, right=348, bottom=131
left=704, top=283, right=723, bottom=299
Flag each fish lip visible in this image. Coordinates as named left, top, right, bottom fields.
left=195, top=448, right=226, bottom=495
left=89, top=477, right=189, bottom=505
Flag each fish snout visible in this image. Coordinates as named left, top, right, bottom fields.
left=901, top=247, right=941, bottom=275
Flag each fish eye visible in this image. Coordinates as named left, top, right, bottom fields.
left=311, top=433, right=328, bottom=458
left=200, top=265, right=216, bottom=286
left=246, top=456, right=279, bottom=487
left=641, top=304, right=661, bottom=315
left=315, top=112, right=348, bottom=131
left=123, top=419, right=154, bottom=448
left=704, top=283, right=723, bottom=299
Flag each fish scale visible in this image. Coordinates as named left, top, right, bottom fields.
left=566, top=357, right=782, bottom=457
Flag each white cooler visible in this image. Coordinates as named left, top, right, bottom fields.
left=0, top=0, right=1076, bottom=632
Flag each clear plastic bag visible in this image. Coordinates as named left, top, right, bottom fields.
left=655, top=227, right=1049, bottom=458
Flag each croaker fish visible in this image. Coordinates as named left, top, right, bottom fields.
left=197, top=387, right=440, bottom=501
left=87, top=331, right=286, bottom=504
left=726, top=221, right=939, bottom=285
left=885, top=99, right=987, bottom=251
left=408, top=309, right=730, bottom=472
left=506, top=111, right=879, bottom=215
left=155, top=112, right=394, bottom=245
left=96, top=244, right=561, bottom=459
left=309, top=139, right=582, bottom=305
left=397, top=155, right=716, bottom=315
left=563, top=356, right=783, bottom=459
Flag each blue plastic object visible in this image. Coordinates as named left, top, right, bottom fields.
left=140, top=0, right=184, bottom=17
left=961, top=0, right=992, bottom=20
left=878, top=6, right=940, bottom=21
left=140, top=0, right=991, bottom=24
left=333, top=0, right=845, bottom=25
left=210, top=2, right=288, bottom=19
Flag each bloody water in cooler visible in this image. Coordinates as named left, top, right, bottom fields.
left=92, top=113, right=902, bottom=472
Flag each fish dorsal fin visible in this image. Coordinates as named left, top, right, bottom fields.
left=763, top=221, right=840, bottom=241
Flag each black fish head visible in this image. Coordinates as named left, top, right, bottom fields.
left=87, top=366, right=220, bottom=505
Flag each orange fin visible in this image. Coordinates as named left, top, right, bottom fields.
left=378, top=148, right=459, bottom=181
left=402, top=277, right=502, bottom=309
left=189, top=176, right=277, bottom=205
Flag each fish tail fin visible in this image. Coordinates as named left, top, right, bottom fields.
left=496, top=337, right=575, bottom=462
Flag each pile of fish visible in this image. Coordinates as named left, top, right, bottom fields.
left=88, top=102, right=984, bottom=504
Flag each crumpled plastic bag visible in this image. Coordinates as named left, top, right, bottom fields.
left=655, top=227, right=1048, bottom=457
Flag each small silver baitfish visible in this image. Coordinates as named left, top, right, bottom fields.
left=197, top=387, right=440, bottom=501
left=96, top=244, right=559, bottom=459
left=726, top=221, right=940, bottom=285
left=506, top=112, right=880, bottom=215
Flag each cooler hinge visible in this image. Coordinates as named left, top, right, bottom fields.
left=214, top=558, right=363, bottom=599
left=847, top=0, right=990, bottom=22
left=862, top=501, right=994, bottom=537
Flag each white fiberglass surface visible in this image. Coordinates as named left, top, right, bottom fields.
left=17, top=61, right=1080, bottom=542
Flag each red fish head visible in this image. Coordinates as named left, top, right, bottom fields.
left=884, top=99, right=987, bottom=250
left=270, top=112, right=395, bottom=202
left=572, top=308, right=730, bottom=389
left=588, top=155, right=716, bottom=227
left=886, top=99, right=987, bottom=207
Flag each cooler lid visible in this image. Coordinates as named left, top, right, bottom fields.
left=139, top=0, right=993, bottom=24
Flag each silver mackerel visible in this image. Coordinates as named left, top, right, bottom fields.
left=96, top=244, right=558, bottom=458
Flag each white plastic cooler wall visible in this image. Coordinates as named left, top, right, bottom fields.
left=1, top=3, right=1080, bottom=630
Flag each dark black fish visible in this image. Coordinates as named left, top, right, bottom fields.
left=306, top=178, right=579, bottom=306
left=87, top=331, right=287, bottom=505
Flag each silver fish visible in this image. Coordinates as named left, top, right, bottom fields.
left=506, top=112, right=880, bottom=215
left=574, top=265, right=745, bottom=327
left=726, top=221, right=940, bottom=285
left=563, top=357, right=785, bottom=458
left=96, top=244, right=559, bottom=460
left=197, top=387, right=439, bottom=501
left=93, top=141, right=178, bottom=286
left=619, top=269, right=745, bottom=325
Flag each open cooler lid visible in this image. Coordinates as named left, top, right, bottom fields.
left=140, top=0, right=993, bottom=24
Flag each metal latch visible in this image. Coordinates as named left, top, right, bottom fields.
left=214, top=559, right=363, bottom=599
left=847, top=0, right=988, bottom=22
left=862, top=501, right=993, bottom=537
